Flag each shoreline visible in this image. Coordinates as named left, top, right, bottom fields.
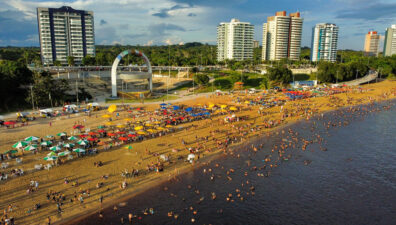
left=59, top=96, right=395, bottom=225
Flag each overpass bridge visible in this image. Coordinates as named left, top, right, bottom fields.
left=339, top=70, right=378, bottom=86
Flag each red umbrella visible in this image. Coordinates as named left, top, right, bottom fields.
left=107, top=133, right=116, bottom=136
left=89, top=132, right=98, bottom=136
left=118, top=137, right=128, bottom=141
left=128, top=134, right=136, bottom=137
left=4, top=121, right=16, bottom=125
left=79, top=134, right=88, bottom=138
left=87, top=137, right=98, bottom=141
left=73, top=125, right=84, bottom=129
left=97, top=129, right=106, bottom=133
left=116, top=131, right=126, bottom=134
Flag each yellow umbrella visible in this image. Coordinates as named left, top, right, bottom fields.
left=157, top=127, right=165, bottom=131
left=145, top=123, right=153, bottom=127
left=165, top=125, right=173, bottom=128
left=102, top=114, right=111, bottom=118
left=229, top=106, right=237, bottom=111
left=147, top=129, right=155, bottom=133
left=108, top=104, right=117, bottom=113
left=221, top=105, right=227, bottom=109
left=116, top=124, right=126, bottom=128
left=209, top=104, right=215, bottom=108
left=244, top=101, right=250, bottom=104
left=154, top=121, right=161, bottom=124
left=137, top=131, right=147, bottom=135
left=134, top=126, right=143, bottom=131
left=106, top=122, right=113, bottom=126
left=124, top=118, right=132, bottom=121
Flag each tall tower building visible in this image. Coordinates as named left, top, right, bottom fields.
left=364, top=31, right=380, bottom=56
left=383, top=25, right=396, bottom=57
left=37, top=6, right=95, bottom=65
left=217, top=18, right=254, bottom=61
left=311, top=23, right=339, bottom=62
left=262, top=11, right=303, bottom=61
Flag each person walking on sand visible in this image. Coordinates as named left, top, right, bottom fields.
left=47, top=216, right=51, bottom=225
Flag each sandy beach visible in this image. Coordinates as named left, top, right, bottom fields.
left=0, top=81, right=395, bottom=225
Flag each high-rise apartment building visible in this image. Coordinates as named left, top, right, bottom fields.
left=37, top=6, right=95, bottom=65
left=383, top=25, right=396, bottom=57
left=262, top=11, right=303, bottom=61
left=217, top=18, right=254, bottom=61
left=310, top=23, right=339, bottom=62
left=253, top=40, right=260, bottom=48
left=364, top=31, right=380, bottom=56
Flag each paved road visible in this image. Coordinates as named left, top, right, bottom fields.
left=339, top=71, right=378, bottom=86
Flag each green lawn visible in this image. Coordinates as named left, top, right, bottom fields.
left=106, top=95, right=179, bottom=103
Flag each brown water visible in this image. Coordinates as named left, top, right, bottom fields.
left=77, top=100, right=396, bottom=225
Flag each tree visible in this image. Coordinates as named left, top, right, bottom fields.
left=194, top=74, right=210, bottom=86
left=67, top=56, right=75, bottom=66
left=267, top=65, right=293, bottom=86
left=82, top=55, right=95, bottom=66
left=53, top=60, right=61, bottom=66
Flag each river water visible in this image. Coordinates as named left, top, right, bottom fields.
left=78, top=100, right=396, bottom=225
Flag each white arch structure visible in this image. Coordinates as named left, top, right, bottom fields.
left=111, top=49, right=152, bottom=97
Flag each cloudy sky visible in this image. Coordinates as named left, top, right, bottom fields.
left=0, top=0, right=395, bottom=50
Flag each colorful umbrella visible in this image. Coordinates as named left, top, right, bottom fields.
left=41, top=141, right=53, bottom=146
left=137, top=131, right=147, bottom=135
left=25, top=136, right=40, bottom=142
left=57, top=132, right=67, bottom=137
left=108, top=105, right=117, bottom=113
left=134, top=126, right=143, bottom=131
left=47, top=152, right=57, bottom=157
left=49, top=146, right=61, bottom=152
left=97, top=129, right=106, bottom=133
left=12, top=141, right=28, bottom=148
left=125, top=145, right=133, bottom=150
left=89, top=132, right=98, bottom=136
left=24, top=145, right=37, bottom=151
left=102, top=114, right=112, bottom=118
left=63, top=143, right=75, bottom=148
left=4, top=150, right=18, bottom=154
left=77, top=140, right=88, bottom=146
left=45, top=135, right=54, bottom=139
left=73, top=148, right=85, bottom=153
left=107, top=133, right=116, bottom=136
left=73, top=124, right=84, bottom=130
left=58, top=150, right=71, bottom=157
left=118, top=137, right=128, bottom=141
left=44, top=156, right=58, bottom=161
left=68, top=136, right=78, bottom=141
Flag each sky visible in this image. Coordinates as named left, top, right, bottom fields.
left=0, top=0, right=396, bottom=50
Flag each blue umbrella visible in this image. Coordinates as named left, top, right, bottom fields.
left=160, top=103, right=167, bottom=106
left=201, top=108, right=207, bottom=111
left=204, top=112, right=210, bottom=115
left=185, top=107, right=193, bottom=112
left=173, top=106, right=180, bottom=110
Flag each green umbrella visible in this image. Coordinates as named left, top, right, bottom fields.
left=49, top=146, right=61, bottom=152
left=45, top=135, right=54, bottom=139
left=63, top=143, right=75, bottom=148
left=24, top=145, right=37, bottom=151
left=41, top=141, right=53, bottom=146
left=25, top=136, right=40, bottom=142
left=77, top=140, right=88, bottom=146
left=125, top=145, right=133, bottom=150
left=57, top=132, right=67, bottom=137
left=44, top=156, right=58, bottom=161
left=58, top=150, right=71, bottom=157
left=47, top=152, right=56, bottom=157
left=67, top=136, right=78, bottom=141
left=98, top=125, right=105, bottom=129
left=73, top=148, right=85, bottom=153
left=12, top=141, right=28, bottom=148
left=3, top=150, right=18, bottom=154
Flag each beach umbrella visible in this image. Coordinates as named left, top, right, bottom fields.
left=147, top=129, right=155, bottom=133
left=4, top=150, right=18, bottom=154
left=173, top=105, right=180, bottom=110
left=68, top=136, right=78, bottom=141
left=137, top=131, right=147, bottom=135
left=73, top=148, right=85, bottom=153
left=50, top=146, right=61, bottom=152
left=108, top=105, right=117, bottom=113
left=220, top=105, right=227, bottom=109
left=45, top=135, right=54, bottom=139
left=63, top=143, right=75, bottom=148
left=25, top=136, right=40, bottom=142
left=106, top=122, right=114, bottom=126
left=57, top=132, right=67, bottom=137
left=125, top=145, right=133, bottom=150
left=229, top=106, right=237, bottom=111
left=89, top=132, right=98, bottom=136
left=116, top=124, right=126, bottom=128
left=4, top=121, right=16, bottom=126
left=44, top=156, right=58, bottom=161
left=77, top=140, right=88, bottom=146
left=165, top=125, right=173, bottom=128
left=102, top=114, right=112, bottom=118
left=116, top=131, right=126, bottom=134
left=127, top=134, right=136, bottom=137
left=97, top=129, right=106, bottom=133
left=156, top=127, right=165, bottom=131
left=187, top=153, right=195, bottom=161
left=98, top=125, right=105, bottom=129
left=12, top=141, right=28, bottom=148
left=144, top=123, right=153, bottom=127
left=244, top=101, right=250, bottom=104
left=118, top=137, right=128, bottom=141
left=73, top=124, right=84, bottom=130
left=24, top=145, right=37, bottom=151
left=47, top=152, right=56, bottom=157
left=87, top=137, right=98, bottom=142
left=107, top=133, right=116, bottom=136
left=58, top=150, right=71, bottom=157
left=79, top=134, right=88, bottom=138
left=41, top=141, right=52, bottom=146
left=153, top=121, right=161, bottom=124
left=185, top=107, right=193, bottom=112
left=124, top=118, right=132, bottom=121
left=159, top=103, right=167, bottom=106
left=134, top=126, right=143, bottom=131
